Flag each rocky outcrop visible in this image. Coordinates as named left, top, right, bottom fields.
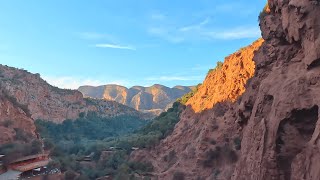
left=186, top=39, right=263, bottom=112
left=78, top=84, right=194, bottom=115
left=131, top=1, right=320, bottom=179
left=0, top=89, right=36, bottom=144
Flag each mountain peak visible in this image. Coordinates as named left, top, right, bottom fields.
left=78, top=84, right=194, bottom=115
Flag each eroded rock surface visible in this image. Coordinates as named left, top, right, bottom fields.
left=132, top=1, right=320, bottom=179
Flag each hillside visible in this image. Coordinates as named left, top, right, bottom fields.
left=78, top=84, right=194, bottom=115
left=0, top=65, right=149, bottom=144
left=131, top=1, right=320, bottom=179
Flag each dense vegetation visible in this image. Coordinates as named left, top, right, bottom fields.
left=110, top=102, right=185, bottom=149
left=36, top=112, right=148, bottom=142
left=33, top=102, right=184, bottom=179
left=177, top=84, right=201, bottom=105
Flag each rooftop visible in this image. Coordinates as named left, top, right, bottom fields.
left=13, top=160, right=50, bottom=172
left=9, top=154, right=48, bottom=164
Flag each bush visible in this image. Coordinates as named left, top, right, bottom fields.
left=207, top=61, right=223, bottom=75
left=14, top=128, right=33, bottom=142
left=233, top=137, right=241, bottom=150
left=65, top=170, right=77, bottom=180
left=128, top=161, right=154, bottom=173
left=2, top=120, right=13, bottom=127
left=173, top=171, right=185, bottom=180
left=203, top=149, right=220, bottom=167
left=177, top=84, right=201, bottom=105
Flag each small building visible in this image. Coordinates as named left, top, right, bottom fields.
left=76, top=152, right=95, bottom=162
left=0, top=154, right=50, bottom=179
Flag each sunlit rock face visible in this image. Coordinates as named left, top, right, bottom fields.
left=186, top=39, right=263, bottom=113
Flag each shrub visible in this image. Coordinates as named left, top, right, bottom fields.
left=233, top=137, right=241, bottom=150
left=65, top=170, right=77, bottom=180
left=173, top=171, right=185, bottom=180
left=227, top=149, right=238, bottom=163
left=212, top=103, right=227, bottom=117
left=210, top=139, right=217, bottom=145
left=213, top=169, right=221, bottom=179
left=203, top=149, right=220, bottom=167
left=14, top=128, right=33, bottom=142
left=207, top=61, right=223, bottom=75
left=128, top=161, right=154, bottom=173
left=2, top=120, right=13, bottom=128
left=177, top=84, right=201, bottom=104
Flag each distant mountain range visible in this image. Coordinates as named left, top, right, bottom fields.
left=78, top=84, right=195, bottom=115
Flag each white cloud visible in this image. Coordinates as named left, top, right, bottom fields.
left=204, top=27, right=261, bottom=40
left=78, top=32, right=117, bottom=42
left=148, top=14, right=261, bottom=43
left=146, top=75, right=203, bottom=81
left=148, top=24, right=260, bottom=43
left=95, top=43, right=136, bottom=50
left=179, top=17, right=210, bottom=32
left=42, top=76, right=130, bottom=90
left=148, top=27, right=184, bottom=43
left=151, top=13, right=166, bottom=20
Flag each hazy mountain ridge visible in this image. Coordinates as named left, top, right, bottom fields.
left=78, top=84, right=195, bottom=115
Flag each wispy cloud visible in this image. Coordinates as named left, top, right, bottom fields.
left=204, top=27, right=261, bottom=40
left=146, top=75, right=203, bottom=81
left=95, top=43, right=136, bottom=50
left=148, top=15, right=261, bottom=43
left=43, top=76, right=130, bottom=89
left=78, top=32, right=136, bottom=50
left=179, top=17, right=210, bottom=32
left=78, top=32, right=117, bottom=42
left=151, top=13, right=166, bottom=20
left=148, top=27, right=184, bottom=43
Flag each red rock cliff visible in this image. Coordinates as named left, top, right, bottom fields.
left=131, top=1, right=320, bottom=179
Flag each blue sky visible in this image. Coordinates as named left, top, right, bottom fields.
left=0, top=0, right=266, bottom=89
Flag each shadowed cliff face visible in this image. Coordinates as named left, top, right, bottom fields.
left=131, top=1, right=320, bottom=179
left=0, top=90, right=36, bottom=144
left=233, top=1, right=320, bottom=179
